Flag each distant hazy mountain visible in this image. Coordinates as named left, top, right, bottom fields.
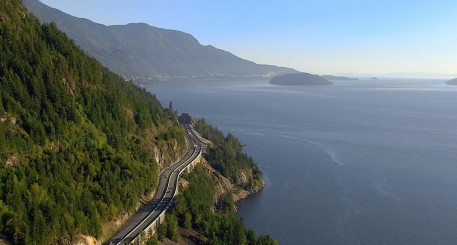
left=270, top=73, right=333, bottom=86
left=22, top=0, right=296, bottom=81
left=321, top=75, right=358, bottom=81
left=383, top=72, right=457, bottom=79
left=446, top=78, right=457, bottom=85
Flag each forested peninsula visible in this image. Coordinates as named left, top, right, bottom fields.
left=148, top=119, right=275, bottom=245
left=0, top=0, right=273, bottom=244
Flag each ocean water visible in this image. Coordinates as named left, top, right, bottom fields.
left=147, top=79, right=457, bottom=245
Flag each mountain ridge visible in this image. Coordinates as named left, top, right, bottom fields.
left=21, top=0, right=296, bottom=81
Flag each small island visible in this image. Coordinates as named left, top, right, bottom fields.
left=446, top=78, right=457, bottom=85
left=321, top=75, right=359, bottom=81
left=270, top=72, right=333, bottom=86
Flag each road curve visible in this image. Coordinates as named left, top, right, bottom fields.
left=105, top=124, right=205, bottom=245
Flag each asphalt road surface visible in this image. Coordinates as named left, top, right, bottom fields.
left=106, top=124, right=204, bottom=244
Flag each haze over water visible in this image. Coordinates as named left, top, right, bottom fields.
left=148, top=79, right=457, bottom=244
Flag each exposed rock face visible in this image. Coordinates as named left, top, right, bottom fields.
left=73, top=235, right=100, bottom=245
left=5, top=155, right=20, bottom=166
left=199, top=159, right=265, bottom=203
left=270, top=72, right=333, bottom=86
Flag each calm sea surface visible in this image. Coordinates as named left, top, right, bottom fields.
left=147, top=79, right=457, bottom=245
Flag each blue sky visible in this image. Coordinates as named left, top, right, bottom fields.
left=39, top=0, right=457, bottom=76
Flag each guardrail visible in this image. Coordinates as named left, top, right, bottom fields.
left=116, top=158, right=178, bottom=245
left=124, top=125, right=204, bottom=244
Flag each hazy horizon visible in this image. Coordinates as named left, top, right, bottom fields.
left=150, top=78, right=457, bottom=244
left=38, top=0, right=457, bottom=77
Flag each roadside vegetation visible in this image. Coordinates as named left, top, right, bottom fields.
left=145, top=120, right=275, bottom=244
left=194, top=119, right=264, bottom=192
left=0, top=0, right=275, bottom=244
left=152, top=166, right=276, bottom=245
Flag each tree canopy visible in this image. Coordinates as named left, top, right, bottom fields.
left=194, top=119, right=264, bottom=191
left=157, top=166, right=277, bottom=245
left=0, top=0, right=186, bottom=243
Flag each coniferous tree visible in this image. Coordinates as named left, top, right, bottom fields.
left=0, top=0, right=187, bottom=243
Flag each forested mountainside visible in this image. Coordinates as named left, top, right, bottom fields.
left=0, top=0, right=187, bottom=243
left=22, top=0, right=296, bottom=81
left=194, top=119, right=264, bottom=192
left=154, top=166, right=276, bottom=245
left=149, top=120, right=275, bottom=245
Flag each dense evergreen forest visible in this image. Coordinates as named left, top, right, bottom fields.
left=194, top=119, right=264, bottom=191
left=151, top=166, right=276, bottom=245
left=146, top=119, right=275, bottom=244
left=0, top=0, right=186, bottom=243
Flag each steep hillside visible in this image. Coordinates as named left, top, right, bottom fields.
left=194, top=119, right=264, bottom=193
left=22, top=0, right=296, bottom=81
left=0, top=0, right=187, bottom=243
left=149, top=120, right=275, bottom=245
left=154, top=165, right=276, bottom=245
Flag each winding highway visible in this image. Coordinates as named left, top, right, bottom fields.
left=106, top=124, right=205, bottom=244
